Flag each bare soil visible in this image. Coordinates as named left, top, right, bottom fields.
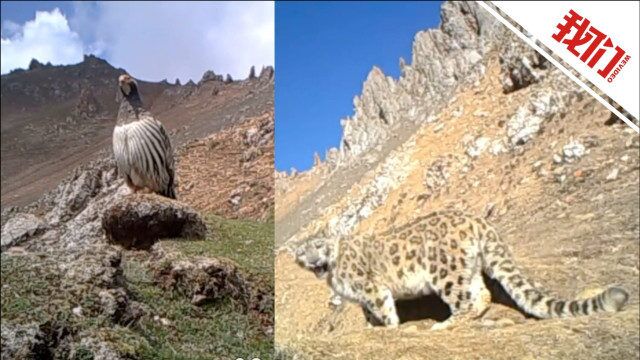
left=177, top=111, right=274, bottom=221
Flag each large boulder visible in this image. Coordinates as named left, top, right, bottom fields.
left=102, top=194, right=207, bottom=250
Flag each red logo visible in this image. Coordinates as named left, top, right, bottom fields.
left=553, top=9, right=631, bottom=83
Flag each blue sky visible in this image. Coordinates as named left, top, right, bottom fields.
left=275, top=1, right=442, bottom=172
left=1, top=1, right=273, bottom=82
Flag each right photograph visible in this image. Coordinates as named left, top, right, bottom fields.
left=274, top=1, right=639, bottom=359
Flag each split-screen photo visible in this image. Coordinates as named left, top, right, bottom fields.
left=1, top=1, right=638, bottom=359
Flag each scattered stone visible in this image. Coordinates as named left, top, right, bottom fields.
left=562, top=140, right=586, bottom=162
left=620, top=155, right=630, bottom=162
left=153, top=315, right=171, bottom=327
left=426, top=115, right=439, bottom=123
left=229, top=193, right=242, bottom=206
left=553, top=167, right=566, bottom=183
left=489, top=139, right=507, bottom=156
left=553, top=154, right=563, bottom=164
left=329, top=294, right=343, bottom=308
left=242, top=146, right=261, bottom=163
left=466, top=137, right=490, bottom=158
left=433, top=123, right=445, bottom=133
left=606, top=168, right=619, bottom=181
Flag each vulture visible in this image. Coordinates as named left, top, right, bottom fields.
left=113, top=74, right=176, bottom=199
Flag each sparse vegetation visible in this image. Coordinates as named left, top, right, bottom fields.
left=1, top=214, right=274, bottom=359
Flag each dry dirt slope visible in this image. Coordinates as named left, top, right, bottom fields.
left=1, top=55, right=273, bottom=209
left=274, top=60, right=640, bottom=360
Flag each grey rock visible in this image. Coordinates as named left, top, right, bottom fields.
left=498, top=30, right=548, bottom=93
left=0, top=323, right=47, bottom=360
left=259, top=66, right=274, bottom=81
left=334, top=2, right=501, bottom=164
left=72, top=332, right=135, bottom=360
left=505, top=74, right=581, bottom=147
left=28, top=59, right=43, bottom=70
left=466, top=137, right=490, bottom=158
left=1, top=213, right=43, bottom=251
left=562, top=140, right=586, bottom=162
left=102, top=194, right=207, bottom=250
left=199, top=70, right=223, bottom=84
left=489, top=139, right=507, bottom=156
left=606, top=168, right=619, bottom=181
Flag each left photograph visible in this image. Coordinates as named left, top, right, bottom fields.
left=1, top=2, right=274, bottom=359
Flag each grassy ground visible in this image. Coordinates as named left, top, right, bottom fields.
left=162, top=214, right=274, bottom=276
left=128, top=214, right=275, bottom=360
left=1, top=214, right=274, bottom=359
left=126, top=261, right=272, bottom=360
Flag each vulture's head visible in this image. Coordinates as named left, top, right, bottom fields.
left=118, top=74, right=139, bottom=98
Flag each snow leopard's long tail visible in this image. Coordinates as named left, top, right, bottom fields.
left=481, top=228, right=628, bottom=318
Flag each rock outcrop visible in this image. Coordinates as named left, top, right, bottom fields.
left=0, top=156, right=208, bottom=358
left=199, top=70, right=224, bottom=84
left=333, top=2, right=499, bottom=163
left=1, top=213, right=44, bottom=251
left=103, top=194, right=206, bottom=250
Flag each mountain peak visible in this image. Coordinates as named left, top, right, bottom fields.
left=82, top=54, right=110, bottom=67
left=28, top=58, right=45, bottom=70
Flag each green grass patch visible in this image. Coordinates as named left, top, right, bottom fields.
left=1, top=214, right=274, bottom=359
left=160, top=214, right=274, bottom=278
left=125, top=260, right=272, bottom=360
left=1, top=253, right=109, bottom=329
left=127, top=214, right=274, bottom=359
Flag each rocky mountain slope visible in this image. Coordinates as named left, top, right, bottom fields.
left=275, top=2, right=639, bottom=359
left=1, top=55, right=273, bottom=208
left=1, top=57, right=275, bottom=358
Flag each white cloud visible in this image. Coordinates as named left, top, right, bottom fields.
left=1, top=8, right=84, bottom=74
left=1, top=20, right=22, bottom=38
left=1, top=3, right=274, bottom=82
left=87, top=1, right=274, bottom=83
